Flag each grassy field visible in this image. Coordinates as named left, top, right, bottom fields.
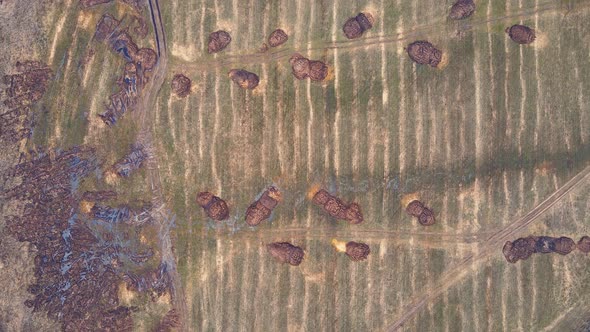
left=2, top=0, right=590, bottom=331
left=153, top=0, right=590, bottom=331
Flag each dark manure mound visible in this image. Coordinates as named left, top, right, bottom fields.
left=407, top=41, right=443, bottom=67
left=171, top=74, right=191, bottom=98
left=345, top=241, right=371, bottom=261
left=449, top=0, right=475, bottom=20
left=268, top=29, right=288, bottom=47
left=228, top=69, right=260, bottom=89
left=267, top=242, right=305, bottom=266
left=208, top=30, right=232, bottom=53
left=506, top=24, right=536, bottom=44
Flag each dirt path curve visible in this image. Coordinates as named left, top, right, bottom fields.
left=133, top=0, right=189, bottom=330
left=386, top=165, right=590, bottom=331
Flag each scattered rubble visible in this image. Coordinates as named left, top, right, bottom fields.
left=111, top=145, right=147, bottom=178
left=208, top=30, right=231, bottom=53
left=312, top=189, right=363, bottom=224
left=266, top=242, right=305, bottom=266
left=503, top=236, right=577, bottom=263
left=197, top=192, right=230, bottom=221
left=171, top=74, right=191, bottom=98
left=577, top=236, right=590, bottom=253
left=506, top=24, right=536, bottom=44
left=289, top=53, right=328, bottom=82
left=449, top=0, right=476, bottom=20
left=407, top=41, right=443, bottom=67
left=228, top=69, right=260, bottom=90
left=268, top=29, right=288, bottom=47
left=245, top=186, right=281, bottom=226
left=342, top=12, right=374, bottom=39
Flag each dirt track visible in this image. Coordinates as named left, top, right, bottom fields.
left=387, top=165, right=590, bottom=331
left=133, top=0, right=189, bottom=330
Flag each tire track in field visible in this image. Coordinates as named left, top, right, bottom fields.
left=386, top=165, right=590, bottom=331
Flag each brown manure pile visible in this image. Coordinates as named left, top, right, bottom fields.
left=171, top=74, right=191, bottom=98
left=503, top=236, right=577, bottom=263
left=208, top=30, right=231, bottom=53
left=267, top=242, right=305, bottom=266
left=289, top=53, right=328, bottom=81
left=406, top=41, right=443, bottom=67
left=245, top=186, right=282, bottom=226
left=268, top=29, right=288, bottom=47
left=312, top=189, right=363, bottom=224
left=197, top=192, right=230, bottom=221
left=449, top=0, right=475, bottom=20
left=228, top=69, right=260, bottom=90
left=506, top=24, right=536, bottom=44
left=405, top=200, right=436, bottom=226
left=342, top=12, right=374, bottom=39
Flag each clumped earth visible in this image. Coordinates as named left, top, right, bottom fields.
left=312, top=189, right=363, bottom=224
left=245, top=186, right=281, bottom=226
left=506, top=24, right=536, bottom=44
left=406, top=41, right=443, bottom=67
left=289, top=53, right=328, bottom=81
left=342, top=12, right=374, bottom=39
left=503, top=236, right=577, bottom=263
left=405, top=200, right=436, bottom=226
left=266, top=242, right=305, bottom=266
left=208, top=30, right=231, bottom=53
left=171, top=74, right=191, bottom=98
left=448, top=0, right=476, bottom=20
left=228, top=69, right=260, bottom=90
left=268, top=29, right=288, bottom=47
left=196, top=192, right=230, bottom=221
